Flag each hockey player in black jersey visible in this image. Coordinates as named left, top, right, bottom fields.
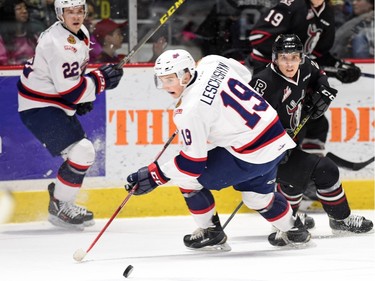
left=249, top=34, right=373, bottom=244
left=248, top=0, right=363, bottom=202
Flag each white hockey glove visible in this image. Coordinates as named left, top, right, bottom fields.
left=125, top=162, right=170, bottom=195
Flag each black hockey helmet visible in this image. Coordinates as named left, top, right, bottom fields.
left=272, top=34, right=304, bottom=64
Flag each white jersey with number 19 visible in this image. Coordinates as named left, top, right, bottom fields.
left=161, top=55, right=296, bottom=186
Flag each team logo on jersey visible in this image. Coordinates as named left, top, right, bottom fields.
left=67, top=35, right=76, bottom=44
left=174, top=108, right=183, bottom=116
left=305, top=24, right=322, bottom=54
left=282, top=86, right=292, bottom=102
left=286, top=97, right=303, bottom=130
left=64, top=45, right=77, bottom=53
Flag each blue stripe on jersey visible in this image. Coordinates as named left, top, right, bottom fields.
left=17, top=77, right=87, bottom=108
left=233, top=116, right=286, bottom=154
left=58, top=76, right=88, bottom=103
left=18, top=80, right=76, bottom=110
left=174, top=151, right=207, bottom=177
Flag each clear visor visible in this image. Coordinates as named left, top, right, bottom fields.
left=154, top=70, right=187, bottom=89
left=277, top=52, right=304, bottom=64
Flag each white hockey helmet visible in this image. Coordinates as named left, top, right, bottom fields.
left=55, top=0, right=87, bottom=22
left=154, top=49, right=195, bottom=88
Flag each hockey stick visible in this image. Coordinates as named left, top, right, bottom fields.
left=115, top=0, right=187, bottom=69
left=222, top=114, right=311, bottom=229
left=73, top=130, right=179, bottom=262
left=223, top=201, right=243, bottom=229
left=326, top=152, right=374, bottom=171
left=361, top=72, right=375, bottom=79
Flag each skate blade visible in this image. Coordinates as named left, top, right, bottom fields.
left=48, top=215, right=84, bottom=231
left=331, top=228, right=374, bottom=236
left=271, top=233, right=312, bottom=248
left=187, top=242, right=232, bottom=252
left=83, top=220, right=95, bottom=227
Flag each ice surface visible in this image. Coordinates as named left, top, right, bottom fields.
left=0, top=211, right=374, bottom=281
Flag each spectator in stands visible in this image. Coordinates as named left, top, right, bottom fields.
left=0, top=35, right=7, bottom=65
left=148, top=36, right=167, bottom=63
left=26, top=0, right=56, bottom=30
left=85, top=0, right=102, bottom=62
left=0, top=0, right=38, bottom=65
left=332, top=0, right=354, bottom=29
left=92, top=18, right=127, bottom=63
left=92, top=18, right=166, bottom=63
left=331, top=0, right=374, bottom=58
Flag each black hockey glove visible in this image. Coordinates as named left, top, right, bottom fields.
left=303, top=84, right=337, bottom=119
left=76, top=102, right=94, bottom=116
left=125, top=162, right=170, bottom=195
left=87, top=64, right=124, bottom=94
left=322, top=60, right=361, bottom=84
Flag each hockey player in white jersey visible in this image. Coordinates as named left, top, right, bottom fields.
left=125, top=49, right=311, bottom=249
left=17, top=0, right=123, bottom=230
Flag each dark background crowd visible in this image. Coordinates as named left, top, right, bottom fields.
left=0, top=0, right=373, bottom=66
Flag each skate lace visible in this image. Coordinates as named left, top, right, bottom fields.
left=58, top=202, right=81, bottom=219
left=344, top=215, right=364, bottom=227
left=274, top=230, right=287, bottom=241
left=71, top=204, right=88, bottom=216
left=190, top=228, right=205, bottom=240
left=297, top=213, right=306, bottom=224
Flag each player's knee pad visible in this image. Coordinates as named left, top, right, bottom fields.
left=242, top=191, right=274, bottom=210
left=312, top=156, right=339, bottom=189
left=66, top=138, right=95, bottom=168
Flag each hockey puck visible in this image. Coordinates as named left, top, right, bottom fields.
left=123, top=265, right=134, bottom=278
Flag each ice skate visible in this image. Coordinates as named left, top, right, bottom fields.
left=48, top=183, right=94, bottom=229
left=183, top=213, right=231, bottom=251
left=268, top=216, right=311, bottom=247
left=330, top=214, right=373, bottom=234
left=297, top=212, right=315, bottom=229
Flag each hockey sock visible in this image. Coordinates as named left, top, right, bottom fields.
left=256, top=192, right=294, bottom=232
left=180, top=187, right=216, bottom=229
left=277, top=183, right=303, bottom=215
left=317, top=183, right=350, bottom=220
left=54, top=160, right=90, bottom=202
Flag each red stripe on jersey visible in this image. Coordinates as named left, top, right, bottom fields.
left=249, top=30, right=272, bottom=46
left=58, top=76, right=85, bottom=96
left=232, top=116, right=286, bottom=154
left=251, top=52, right=272, bottom=63
left=174, top=151, right=207, bottom=177
left=180, top=150, right=207, bottom=162
left=18, top=91, right=75, bottom=110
